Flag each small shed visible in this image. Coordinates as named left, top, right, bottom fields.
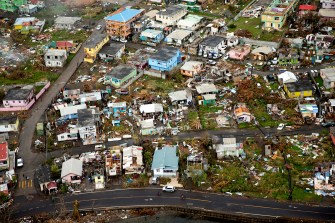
left=36, top=122, right=44, bottom=136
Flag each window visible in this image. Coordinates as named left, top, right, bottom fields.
left=47, top=56, right=50, bottom=59
left=5, top=125, right=8, bottom=128
left=274, top=17, right=280, bottom=21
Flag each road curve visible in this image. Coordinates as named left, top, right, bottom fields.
left=12, top=189, right=335, bottom=221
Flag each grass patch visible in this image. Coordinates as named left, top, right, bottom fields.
left=292, top=187, right=322, bottom=203
left=228, top=17, right=283, bottom=42
left=0, top=67, right=58, bottom=85
left=144, top=76, right=180, bottom=94
left=198, top=106, right=222, bottom=129
left=51, top=30, right=89, bottom=43
left=315, top=76, right=324, bottom=87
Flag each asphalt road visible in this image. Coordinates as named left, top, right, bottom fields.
left=15, top=23, right=106, bottom=196
left=12, top=188, right=335, bottom=221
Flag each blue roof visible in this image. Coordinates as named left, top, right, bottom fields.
left=105, top=8, right=143, bottom=22
left=151, top=145, right=179, bottom=171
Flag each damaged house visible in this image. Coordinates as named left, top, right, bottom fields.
left=195, top=83, right=218, bottom=106
left=212, top=135, right=244, bottom=158
left=77, top=108, right=100, bottom=145
left=122, top=145, right=143, bottom=175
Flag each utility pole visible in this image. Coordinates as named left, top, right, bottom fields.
left=45, top=110, right=48, bottom=161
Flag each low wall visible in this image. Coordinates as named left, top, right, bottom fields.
left=36, top=81, right=51, bottom=99
left=144, top=70, right=166, bottom=79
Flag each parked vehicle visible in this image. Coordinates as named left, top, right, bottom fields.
left=277, top=123, right=285, bottom=130
left=96, top=25, right=102, bottom=30
left=151, top=176, right=159, bottom=185
left=16, top=158, right=23, bottom=168
left=162, top=185, right=175, bottom=192
left=115, top=88, right=129, bottom=95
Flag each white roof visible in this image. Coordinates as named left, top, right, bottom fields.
left=321, top=68, right=335, bottom=81
left=61, top=158, right=83, bottom=178
left=329, top=99, right=335, bottom=106
left=45, top=49, right=67, bottom=56
left=123, top=146, right=143, bottom=168
left=196, top=83, right=218, bottom=94
left=251, top=46, right=274, bottom=55
left=203, top=94, right=216, bottom=100
left=180, top=61, right=203, bottom=71
left=59, top=104, right=87, bottom=117
left=140, top=29, right=162, bottom=38
left=140, top=119, right=155, bottom=128
left=168, top=89, right=191, bottom=102
left=177, top=14, right=203, bottom=28
left=107, top=101, right=127, bottom=108
left=278, top=71, right=298, bottom=84
left=140, top=103, right=163, bottom=113
left=79, top=92, right=102, bottom=103
left=166, top=29, right=192, bottom=40
left=319, top=9, right=335, bottom=18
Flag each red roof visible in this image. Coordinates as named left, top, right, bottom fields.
left=299, top=5, right=317, bottom=11
left=0, top=142, right=8, bottom=161
left=56, top=41, right=73, bottom=48
left=47, top=181, right=57, bottom=190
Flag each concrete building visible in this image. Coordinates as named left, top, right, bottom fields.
left=139, top=29, right=164, bottom=44
left=105, top=7, right=145, bottom=39
left=321, top=0, right=335, bottom=9
left=261, top=0, right=299, bottom=30
left=0, top=116, right=19, bottom=133
left=61, top=158, right=83, bottom=184
left=165, top=29, right=193, bottom=46
left=105, top=65, right=137, bottom=88
left=155, top=6, right=187, bottom=26
left=54, top=16, right=81, bottom=30
left=84, top=34, right=109, bottom=63
left=199, top=35, right=226, bottom=56
left=98, top=42, right=125, bottom=61
left=180, top=61, right=203, bottom=77
left=44, top=49, right=67, bottom=67
left=177, top=14, right=204, bottom=31
left=321, top=68, right=335, bottom=89
left=77, top=108, right=100, bottom=145
left=151, top=145, right=179, bottom=178
left=3, top=87, right=34, bottom=108
left=148, top=47, right=182, bottom=71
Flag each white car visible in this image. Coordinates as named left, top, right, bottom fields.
left=162, top=185, right=175, bottom=192
left=17, top=158, right=23, bottom=168
left=96, top=25, right=102, bottom=30
left=277, top=123, right=285, bottom=130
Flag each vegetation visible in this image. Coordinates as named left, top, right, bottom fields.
left=228, top=17, right=283, bottom=42
left=0, top=61, right=59, bottom=85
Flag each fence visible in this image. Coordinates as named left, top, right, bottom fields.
left=144, top=70, right=166, bottom=79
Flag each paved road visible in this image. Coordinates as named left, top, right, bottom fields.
left=15, top=23, right=106, bottom=196
left=14, top=0, right=141, bottom=197
left=12, top=188, right=335, bottom=221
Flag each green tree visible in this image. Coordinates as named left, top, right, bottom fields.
left=51, top=164, right=61, bottom=179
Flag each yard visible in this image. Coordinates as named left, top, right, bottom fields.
left=198, top=105, right=223, bottom=129
left=228, top=17, right=284, bottom=42
left=0, top=61, right=59, bottom=85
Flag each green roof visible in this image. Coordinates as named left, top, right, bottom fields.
left=151, top=145, right=178, bottom=171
